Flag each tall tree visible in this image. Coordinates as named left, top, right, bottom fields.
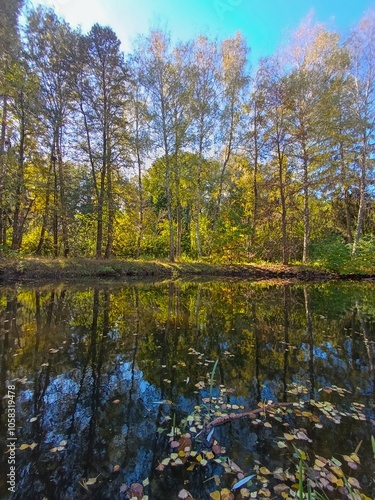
left=76, top=24, right=129, bottom=258
left=347, top=8, right=375, bottom=254
left=0, top=0, right=23, bottom=250
left=26, top=7, right=77, bottom=256
left=190, top=36, right=219, bottom=256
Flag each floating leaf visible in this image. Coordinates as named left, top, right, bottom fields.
left=277, top=441, right=288, bottom=449
left=142, top=477, right=149, bottom=487
left=29, top=442, right=38, bottom=450
left=347, top=477, right=360, bottom=488
left=113, top=465, right=120, bottom=472
left=30, top=417, right=38, bottom=422
left=283, top=433, right=295, bottom=441
left=259, top=466, right=271, bottom=475
left=178, top=489, right=192, bottom=499
left=273, top=483, right=289, bottom=494
left=85, top=477, right=98, bottom=486
left=19, top=443, right=30, bottom=450
left=210, top=492, right=220, bottom=500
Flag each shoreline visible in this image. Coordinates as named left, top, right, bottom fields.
left=0, top=257, right=374, bottom=284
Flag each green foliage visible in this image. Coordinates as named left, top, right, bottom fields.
left=310, top=235, right=351, bottom=272
left=310, top=235, right=375, bottom=274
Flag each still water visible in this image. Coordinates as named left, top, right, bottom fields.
left=0, top=279, right=374, bottom=499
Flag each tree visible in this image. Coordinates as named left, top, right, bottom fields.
left=75, top=24, right=129, bottom=258
left=0, top=0, right=23, bottom=250
left=347, top=8, right=375, bottom=254
left=26, top=7, right=79, bottom=256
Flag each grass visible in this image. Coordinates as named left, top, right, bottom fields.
left=0, top=255, right=373, bottom=284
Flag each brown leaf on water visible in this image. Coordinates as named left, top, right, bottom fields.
left=220, top=488, right=234, bottom=500
left=227, top=458, right=243, bottom=474
left=113, top=464, right=120, bottom=472
left=129, top=482, right=143, bottom=499
left=273, top=483, right=289, bottom=494
left=348, top=477, right=361, bottom=489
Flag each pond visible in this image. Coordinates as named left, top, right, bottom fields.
left=0, top=279, right=374, bottom=500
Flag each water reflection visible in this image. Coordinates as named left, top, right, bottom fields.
left=0, top=280, right=374, bottom=499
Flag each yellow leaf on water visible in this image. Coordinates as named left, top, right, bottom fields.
left=19, top=444, right=30, bottom=450
left=264, top=422, right=272, bottom=428
left=350, top=453, right=360, bottom=463
left=85, top=477, right=97, bottom=486
left=283, top=433, right=295, bottom=441
left=259, top=466, right=271, bottom=475
left=205, top=451, right=215, bottom=460
left=209, top=491, right=221, bottom=500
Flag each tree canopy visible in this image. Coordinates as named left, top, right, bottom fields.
left=0, top=5, right=374, bottom=264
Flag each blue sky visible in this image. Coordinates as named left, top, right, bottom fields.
left=31, top=0, right=375, bottom=64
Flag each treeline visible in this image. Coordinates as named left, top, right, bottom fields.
left=0, top=1, right=374, bottom=264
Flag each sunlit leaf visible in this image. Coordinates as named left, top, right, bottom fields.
left=283, top=433, right=295, bottom=441
left=264, top=422, right=272, bottom=428
left=85, top=477, right=98, bottom=486
left=113, top=465, right=120, bottom=472
left=220, top=488, right=234, bottom=500
left=277, top=441, right=288, bottom=448
left=209, top=492, right=220, bottom=500
left=178, top=489, right=192, bottom=499
left=29, top=442, right=38, bottom=450
left=259, top=467, right=271, bottom=475
left=19, top=443, right=30, bottom=450
left=349, top=453, right=360, bottom=464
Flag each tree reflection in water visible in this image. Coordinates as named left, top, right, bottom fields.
left=0, top=280, right=374, bottom=499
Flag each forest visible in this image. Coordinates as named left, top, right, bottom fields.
left=0, top=0, right=374, bottom=269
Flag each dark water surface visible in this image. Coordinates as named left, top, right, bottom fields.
left=0, top=280, right=374, bottom=499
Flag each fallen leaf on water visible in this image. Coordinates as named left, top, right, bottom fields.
left=220, top=488, right=234, bottom=500
left=85, top=477, right=98, bottom=486
left=178, top=489, right=192, bottom=499
left=19, top=444, right=30, bottom=450
left=259, top=466, right=271, bottom=475
left=273, top=483, right=289, bottom=494
left=29, top=442, right=38, bottom=450
left=113, top=465, right=120, bottom=472
left=209, top=492, right=220, bottom=500
left=283, top=433, right=295, bottom=441
left=129, top=482, right=143, bottom=499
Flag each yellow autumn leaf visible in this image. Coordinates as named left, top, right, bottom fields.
left=205, top=451, right=215, bottom=460
left=85, top=477, right=97, bottom=486
left=330, top=466, right=343, bottom=477
left=259, top=466, right=271, bottom=475
left=283, top=433, right=295, bottom=440
left=350, top=453, right=360, bottom=463
left=19, top=444, right=30, bottom=450
left=209, top=491, right=221, bottom=500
